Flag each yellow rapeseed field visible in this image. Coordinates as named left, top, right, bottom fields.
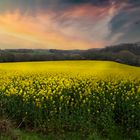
left=0, top=61, right=140, bottom=136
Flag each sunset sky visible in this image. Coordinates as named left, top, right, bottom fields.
left=0, top=0, right=140, bottom=50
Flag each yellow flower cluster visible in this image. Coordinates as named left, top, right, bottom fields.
left=0, top=61, right=139, bottom=130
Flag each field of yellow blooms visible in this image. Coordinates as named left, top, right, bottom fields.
left=0, top=61, right=140, bottom=138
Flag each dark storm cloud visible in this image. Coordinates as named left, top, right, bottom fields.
left=59, top=0, right=111, bottom=6
left=128, top=0, right=140, bottom=6
left=0, top=0, right=139, bottom=12
left=0, top=0, right=113, bottom=12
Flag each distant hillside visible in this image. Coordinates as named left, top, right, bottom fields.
left=82, top=42, right=140, bottom=66
left=102, top=42, right=140, bottom=55
left=0, top=42, right=140, bottom=66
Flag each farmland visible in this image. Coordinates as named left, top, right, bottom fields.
left=0, top=61, right=140, bottom=139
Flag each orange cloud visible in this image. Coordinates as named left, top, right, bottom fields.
left=0, top=4, right=119, bottom=50
left=0, top=10, right=96, bottom=49
left=63, top=4, right=110, bottom=19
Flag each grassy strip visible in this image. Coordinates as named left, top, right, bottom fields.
left=1, top=119, right=140, bottom=140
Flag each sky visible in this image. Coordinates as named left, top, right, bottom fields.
left=0, top=0, right=140, bottom=50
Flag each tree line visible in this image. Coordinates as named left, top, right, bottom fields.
left=0, top=42, right=140, bottom=66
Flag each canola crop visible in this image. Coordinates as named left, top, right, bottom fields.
left=0, top=61, right=140, bottom=135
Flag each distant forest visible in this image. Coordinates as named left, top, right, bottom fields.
left=0, top=42, right=140, bottom=66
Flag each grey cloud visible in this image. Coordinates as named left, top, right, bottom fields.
left=107, top=3, right=140, bottom=44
